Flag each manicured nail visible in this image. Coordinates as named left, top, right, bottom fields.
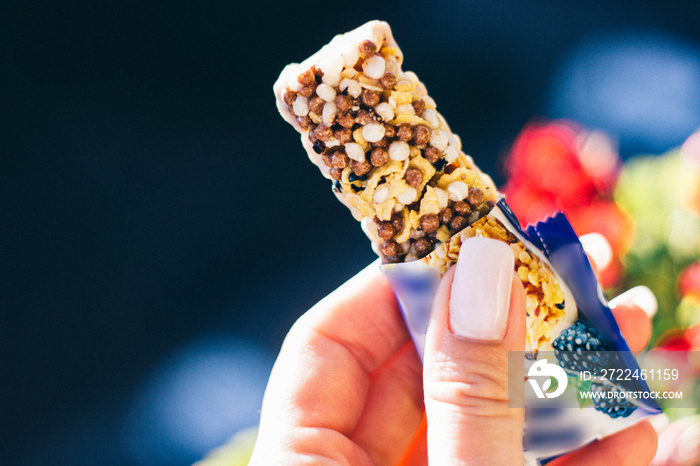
left=579, top=233, right=612, bottom=271
left=648, top=413, right=669, bottom=435
left=449, top=237, right=515, bottom=340
left=609, top=285, right=658, bottom=318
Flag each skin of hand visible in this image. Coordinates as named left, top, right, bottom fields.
left=248, top=235, right=658, bottom=465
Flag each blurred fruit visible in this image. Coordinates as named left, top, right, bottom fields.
left=503, top=121, right=598, bottom=210
left=569, top=200, right=634, bottom=287
left=685, top=324, right=700, bottom=351
left=569, top=200, right=633, bottom=256
left=679, top=262, right=700, bottom=299
left=655, top=329, right=692, bottom=352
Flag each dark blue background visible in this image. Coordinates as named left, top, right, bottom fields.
left=2, top=1, right=699, bottom=464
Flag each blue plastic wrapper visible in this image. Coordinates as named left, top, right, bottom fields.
left=381, top=198, right=662, bottom=465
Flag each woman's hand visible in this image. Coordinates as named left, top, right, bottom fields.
left=249, top=257, right=423, bottom=465
left=249, top=234, right=658, bottom=465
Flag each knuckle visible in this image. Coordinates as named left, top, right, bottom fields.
left=424, top=350, right=510, bottom=412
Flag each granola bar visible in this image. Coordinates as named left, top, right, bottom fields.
left=274, top=20, right=498, bottom=263
left=418, top=211, right=572, bottom=350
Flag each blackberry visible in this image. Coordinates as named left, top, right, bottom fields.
left=552, top=320, right=611, bottom=374
left=590, top=382, right=637, bottom=418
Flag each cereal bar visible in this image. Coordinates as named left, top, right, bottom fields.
left=274, top=20, right=498, bottom=263
left=419, top=212, right=571, bottom=350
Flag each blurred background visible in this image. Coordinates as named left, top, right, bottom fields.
left=2, top=1, right=700, bottom=465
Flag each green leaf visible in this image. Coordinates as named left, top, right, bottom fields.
left=576, top=379, right=593, bottom=409
left=543, top=376, right=558, bottom=393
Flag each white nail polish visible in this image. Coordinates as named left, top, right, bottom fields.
left=648, top=413, right=669, bottom=435
left=609, top=285, right=658, bottom=318
left=579, top=233, right=612, bottom=271
left=449, top=237, right=515, bottom=340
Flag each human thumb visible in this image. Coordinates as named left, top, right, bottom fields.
left=423, top=237, right=526, bottom=465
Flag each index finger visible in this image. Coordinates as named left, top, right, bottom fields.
left=258, top=260, right=410, bottom=434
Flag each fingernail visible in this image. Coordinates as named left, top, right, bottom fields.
left=609, top=285, right=658, bottom=318
left=450, top=237, right=514, bottom=340
left=579, top=233, right=612, bottom=271
left=648, top=413, right=669, bottom=435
